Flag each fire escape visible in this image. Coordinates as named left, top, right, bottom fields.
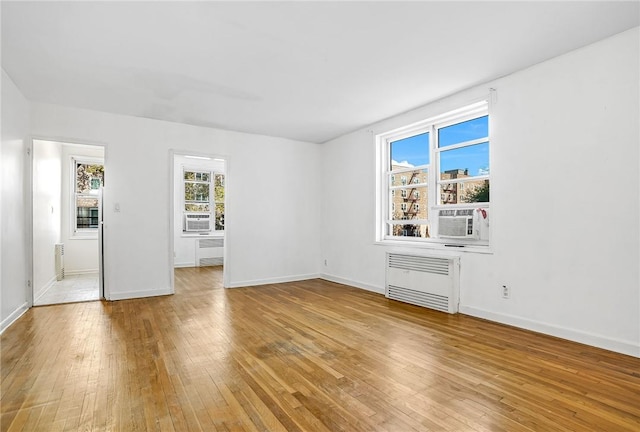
left=401, top=172, right=420, bottom=236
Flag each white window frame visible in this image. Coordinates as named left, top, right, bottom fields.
left=182, top=168, right=225, bottom=233
left=71, top=156, right=104, bottom=239
left=375, top=100, right=490, bottom=248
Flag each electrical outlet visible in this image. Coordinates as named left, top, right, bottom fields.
left=324, top=259, right=328, bottom=266
left=502, top=285, right=510, bottom=299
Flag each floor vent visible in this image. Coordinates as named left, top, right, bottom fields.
left=385, top=253, right=459, bottom=313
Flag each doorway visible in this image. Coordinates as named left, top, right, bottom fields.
left=170, top=151, right=226, bottom=291
left=31, top=140, right=105, bottom=305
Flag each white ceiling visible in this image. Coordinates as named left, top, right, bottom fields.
left=2, top=1, right=638, bottom=143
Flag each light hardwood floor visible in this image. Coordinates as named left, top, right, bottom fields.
left=2, top=267, right=639, bottom=431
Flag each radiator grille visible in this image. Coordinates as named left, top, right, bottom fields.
left=386, top=253, right=458, bottom=314
left=388, top=253, right=449, bottom=275
left=387, top=285, right=450, bottom=312
left=196, top=238, right=224, bottom=267
left=199, top=238, right=224, bottom=248
left=200, top=257, right=223, bottom=266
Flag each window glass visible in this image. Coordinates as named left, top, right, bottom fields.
left=388, top=169, right=428, bottom=187
left=439, top=142, right=489, bottom=179
left=387, top=223, right=430, bottom=238
left=390, top=132, right=429, bottom=169
left=214, top=174, right=225, bottom=231
left=438, top=115, right=488, bottom=147
left=74, top=160, right=104, bottom=232
left=76, top=163, right=104, bottom=193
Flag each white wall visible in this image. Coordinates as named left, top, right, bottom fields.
left=30, top=103, right=322, bottom=299
left=1, top=69, right=31, bottom=332
left=173, top=154, right=225, bottom=267
left=320, top=28, right=640, bottom=357
left=32, top=140, right=62, bottom=299
left=60, top=143, right=103, bottom=274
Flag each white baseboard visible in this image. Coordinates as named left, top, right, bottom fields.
left=34, top=275, right=57, bottom=303
left=459, top=306, right=640, bottom=358
left=108, top=287, right=174, bottom=301
left=174, top=262, right=195, bottom=268
left=319, top=273, right=384, bottom=295
left=65, top=269, right=99, bottom=276
left=0, top=302, right=29, bottom=335
left=226, top=273, right=321, bottom=288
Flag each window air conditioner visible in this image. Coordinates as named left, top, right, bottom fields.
left=185, top=213, right=212, bottom=232
left=438, top=209, right=476, bottom=238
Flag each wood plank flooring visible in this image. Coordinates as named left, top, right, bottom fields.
left=2, top=266, right=639, bottom=431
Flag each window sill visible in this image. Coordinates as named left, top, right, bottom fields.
left=71, top=233, right=98, bottom=240
left=181, top=232, right=224, bottom=239
left=374, top=239, right=493, bottom=254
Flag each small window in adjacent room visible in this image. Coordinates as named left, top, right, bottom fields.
left=377, top=100, right=490, bottom=247
left=183, top=170, right=225, bottom=233
left=73, top=157, right=104, bottom=234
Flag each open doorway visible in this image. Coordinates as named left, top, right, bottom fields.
left=31, top=140, right=105, bottom=305
left=170, top=152, right=226, bottom=290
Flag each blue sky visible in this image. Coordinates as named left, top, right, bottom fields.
left=391, top=116, right=489, bottom=176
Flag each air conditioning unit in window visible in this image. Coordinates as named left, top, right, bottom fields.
left=185, top=213, right=211, bottom=232
left=438, top=209, right=476, bottom=239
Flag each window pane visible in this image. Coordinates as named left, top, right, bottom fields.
left=438, top=115, right=488, bottom=147
left=388, top=169, right=427, bottom=187
left=390, top=132, right=429, bottom=169
left=76, top=197, right=99, bottom=228
left=214, top=174, right=225, bottom=203
left=439, top=180, right=489, bottom=205
left=439, top=142, right=489, bottom=179
left=185, top=183, right=210, bottom=202
left=185, top=203, right=210, bottom=212
left=76, top=163, right=104, bottom=193
left=388, top=223, right=431, bottom=238
left=184, top=171, right=195, bottom=180
left=390, top=186, right=428, bottom=221
left=215, top=203, right=225, bottom=230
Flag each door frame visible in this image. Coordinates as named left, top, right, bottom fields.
left=168, top=149, right=229, bottom=291
left=28, top=137, right=108, bottom=305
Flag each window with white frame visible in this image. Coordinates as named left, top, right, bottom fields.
left=183, top=170, right=225, bottom=232
left=73, top=157, right=104, bottom=234
left=377, top=101, right=490, bottom=245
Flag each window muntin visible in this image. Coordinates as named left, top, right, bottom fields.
left=378, top=102, right=489, bottom=245
left=74, top=159, right=104, bottom=232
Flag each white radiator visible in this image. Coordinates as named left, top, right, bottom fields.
left=195, top=238, right=224, bottom=267
left=385, top=253, right=459, bottom=313
left=55, top=243, right=65, bottom=281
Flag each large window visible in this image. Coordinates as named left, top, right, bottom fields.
left=377, top=101, right=490, bottom=245
left=183, top=170, right=225, bottom=232
left=73, top=158, right=104, bottom=233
